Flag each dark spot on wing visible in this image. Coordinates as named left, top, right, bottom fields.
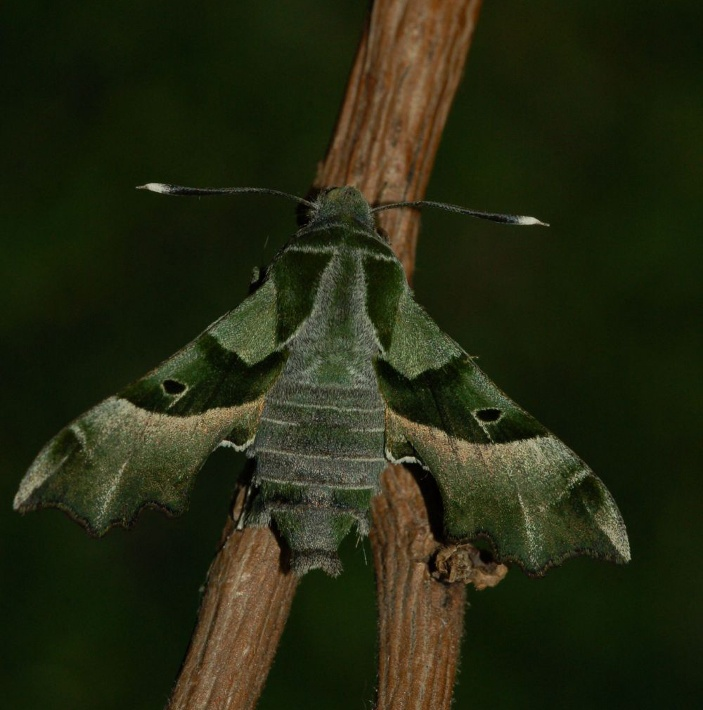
left=162, top=379, right=187, bottom=395
left=475, top=408, right=502, bottom=423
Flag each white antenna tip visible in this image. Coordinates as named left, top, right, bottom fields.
left=517, top=215, right=550, bottom=227
left=136, top=182, right=172, bottom=194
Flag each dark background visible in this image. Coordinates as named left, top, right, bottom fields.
left=2, top=2, right=701, bottom=708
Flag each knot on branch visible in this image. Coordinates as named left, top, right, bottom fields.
left=431, top=543, right=508, bottom=590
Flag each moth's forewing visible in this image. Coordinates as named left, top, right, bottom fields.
left=15, top=280, right=284, bottom=534
left=377, top=291, right=630, bottom=574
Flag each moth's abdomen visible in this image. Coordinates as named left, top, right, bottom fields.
left=250, top=380, right=386, bottom=576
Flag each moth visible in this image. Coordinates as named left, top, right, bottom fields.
left=15, top=184, right=630, bottom=576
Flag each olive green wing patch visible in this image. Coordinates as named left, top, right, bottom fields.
left=377, top=293, right=630, bottom=575
left=14, top=279, right=286, bottom=534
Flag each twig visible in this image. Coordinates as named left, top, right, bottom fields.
left=167, top=1, right=485, bottom=708
left=167, top=493, right=297, bottom=709
left=315, top=2, right=484, bottom=708
left=370, top=466, right=467, bottom=710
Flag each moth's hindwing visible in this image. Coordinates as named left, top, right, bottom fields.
left=377, top=289, right=630, bottom=575
left=14, top=278, right=286, bottom=534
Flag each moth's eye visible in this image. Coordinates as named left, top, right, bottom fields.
left=162, top=379, right=187, bottom=395
left=475, top=408, right=502, bottom=423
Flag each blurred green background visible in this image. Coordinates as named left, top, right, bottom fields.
left=2, top=1, right=701, bottom=708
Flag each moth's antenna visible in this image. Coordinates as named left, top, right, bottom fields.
left=371, top=199, right=548, bottom=227
left=137, top=183, right=315, bottom=209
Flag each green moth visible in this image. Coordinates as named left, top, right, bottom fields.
left=14, top=185, right=630, bottom=577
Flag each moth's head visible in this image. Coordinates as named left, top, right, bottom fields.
left=305, top=186, right=377, bottom=233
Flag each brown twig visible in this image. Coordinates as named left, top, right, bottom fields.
left=167, top=494, right=298, bottom=709
left=168, top=1, right=485, bottom=708
left=316, top=0, right=483, bottom=276
left=315, top=2, right=484, bottom=708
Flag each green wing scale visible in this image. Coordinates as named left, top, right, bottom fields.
left=377, top=289, right=630, bottom=575
left=14, top=278, right=286, bottom=534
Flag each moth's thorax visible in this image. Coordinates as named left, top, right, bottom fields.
left=293, top=219, right=395, bottom=263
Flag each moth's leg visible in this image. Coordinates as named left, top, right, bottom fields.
left=231, top=465, right=257, bottom=531
left=235, top=484, right=253, bottom=530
